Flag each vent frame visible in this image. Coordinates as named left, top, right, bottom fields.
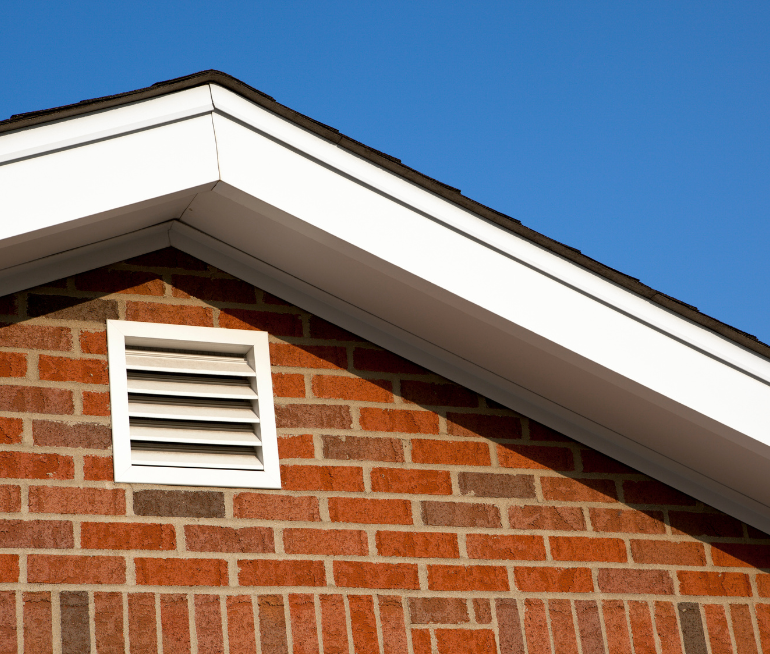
left=107, top=319, right=281, bottom=488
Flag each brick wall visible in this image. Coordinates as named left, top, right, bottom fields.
left=0, top=247, right=768, bottom=653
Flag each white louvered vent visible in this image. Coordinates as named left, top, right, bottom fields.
left=107, top=320, right=280, bottom=488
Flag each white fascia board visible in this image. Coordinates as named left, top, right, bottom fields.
left=210, top=85, right=770, bottom=384
left=0, top=114, right=220, bottom=246
left=208, top=110, right=770, bottom=450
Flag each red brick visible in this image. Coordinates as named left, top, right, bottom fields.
left=628, top=602, right=657, bottom=654
left=473, top=599, right=492, bottom=624
left=0, top=591, right=16, bottom=654
left=669, top=511, right=744, bottom=538
left=422, top=501, right=501, bottom=528
left=623, top=480, right=696, bottom=506
left=125, top=301, right=214, bottom=326
left=24, top=591, right=52, bottom=654
left=324, top=436, right=404, bottom=462
left=497, top=444, right=574, bottom=471
left=320, top=594, right=349, bottom=654
left=272, top=373, right=306, bottom=398
left=79, top=330, right=107, bottom=354
left=309, top=316, right=364, bottom=342
left=313, top=376, right=393, bottom=402
left=677, top=571, right=751, bottom=597
left=29, top=486, right=124, bottom=515
left=195, top=595, right=224, bottom=654
left=360, top=409, right=439, bottom=434
left=730, top=604, right=759, bottom=654
left=704, top=604, right=733, bottom=654
left=548, top=599, right=579, bottom=654
left=447, top=412, right=522, bottom=439
left=289, top=594, right=320, bottom=654
left=541, top=477, right=617, bottom=503
left=82, top=390, right=110, bottom=415
left=335, top=562, right=419, bottom=589
left=258, top=595, right=290, bottom=654
left=653, top=602, right=684, bottom=654
left=0, top=555, right=18, bottom=582
left=757, top=575, right=770, bottom=597
left=227, top=596, right=257, bottom=654
left=0, top=520, right=73, bottom=548
left=602, top=601, right=633, bottom=654
left=435, top=629, right=496, bottom=654
left=284, top=528, right=368, bottom=556
left=581, top=450, right=637, bottom=474
left=411, top=630, right=432, bottom=654
left=76, top=269, right=164, bottom=295
left=509, top=505, right=586, bottom=531
left=0, top=352, right=26, bottom=377
left=220, top=309, right=303, bottom=337
left=514, top=567, right=594, bottom=593
left=28, top=293, right=119, bottom=322
left=529, top=422, right=571, bottom=442
left=712, top=544, right=770, bottom=568
left=575, top=601, right=604, bottom=654
left=161, top=594, right=191, bottom=654
left=82, top=522, right=175, bottom=550
left=172, top=276, right=255, bottom=304
left=329, top=498, right=412, bottom=525
left=412, top=439, right=490, bottom=465
left=408, top=597, right=469, bottom=625
left=0, top=486, right=20, bottom=512
left=0, top=324, right=71, bottom=351
left=84, top=455, right=113, bottom=480
left=27, top=554, right=125, bottom=584
left=0, top=385, right=72, bottom=415
left=94, top=592, right=124, bottom=654
left=376, top=531, right=459, bottom=559
left=598, top=569, right=674, bottom=595
left=278, top=434, right=315, bottom=458
left=238, top=559, right=326, bottom=587
left=353, top=349, right=427, bottom=375
left=523, top=599, right=550, bottom=654
left=281, top=464, right=364, bottom=492
left=0, top=418, right=22, bottom=444
left=551, top=537, right=627, bottom=563
left=631, top=540, right=706, bottom=566
left=135, top=558, right=228, bottom=586
left=38, top=355, right=108, bottom=384
left=349, top=596, right=379, bottom=654
left=401, top=381, right=478, bottom=408
left=128, top=593, right=158, bottom=654
left=32, top=420, right=111, bottom=449
left=466, top=535, right=547, bottom=561
left=275, top=404, right=351, bottom=429
left=379, top=595, right=409, bottom=654
left=371, top=468, right=452, bottom=494
left=428, top=565, right=509, bottom=591
left=0, top=452, right=73, bottom=479
left=755, top=605, right=770, bottom=654
left=589, top=508, right=665, bottom=534
left=185, top=525, right=274, bottom=553
left=234, top=493, right=320, bottom=521
left=271, top=343, right=347, bottom=369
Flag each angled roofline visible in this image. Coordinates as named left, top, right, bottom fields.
left=2, top=69, right=766, bottom=360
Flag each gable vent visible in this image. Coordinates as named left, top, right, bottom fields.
left=107, top=320, right=280, bottom=488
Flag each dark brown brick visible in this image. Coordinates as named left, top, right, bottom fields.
left=677, top=603, right=708, bottom=654
left=0, top=520, right=73, bottom=548
left=508, top=506, right=586, bottom=531
left=27, top=294, right=119, bottom=321
left=0, top=386, right=73, bottom=415
left=133, top=490, right=225, bottom=518
left=323, top=435, right=404, bottom=462
left=458, top=472, right=535, bottom=498
left=60, top=592, right=90, bottom=654
left=32, top=420, right=111, bottom=449
left=590, top=508, right=665, bottom=534
left=275, top=404, right=352, bottom=429
left=422, top=501, right=501, bottom=528
left=409, top=598, right=469, bottom=625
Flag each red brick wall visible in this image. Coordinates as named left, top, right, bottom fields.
left=0, top=247, right=767, bottom=653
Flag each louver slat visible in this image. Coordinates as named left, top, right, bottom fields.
left=124, top=345, right=262, bottom=470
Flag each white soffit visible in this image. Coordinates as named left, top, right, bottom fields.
left=1, top=82, right=769, bottom=530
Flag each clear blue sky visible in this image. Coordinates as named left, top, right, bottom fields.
left=3, top=2, right=768, bottom=343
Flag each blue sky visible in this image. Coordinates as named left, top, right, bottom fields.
left=3, top=2, right=768, bottom=342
